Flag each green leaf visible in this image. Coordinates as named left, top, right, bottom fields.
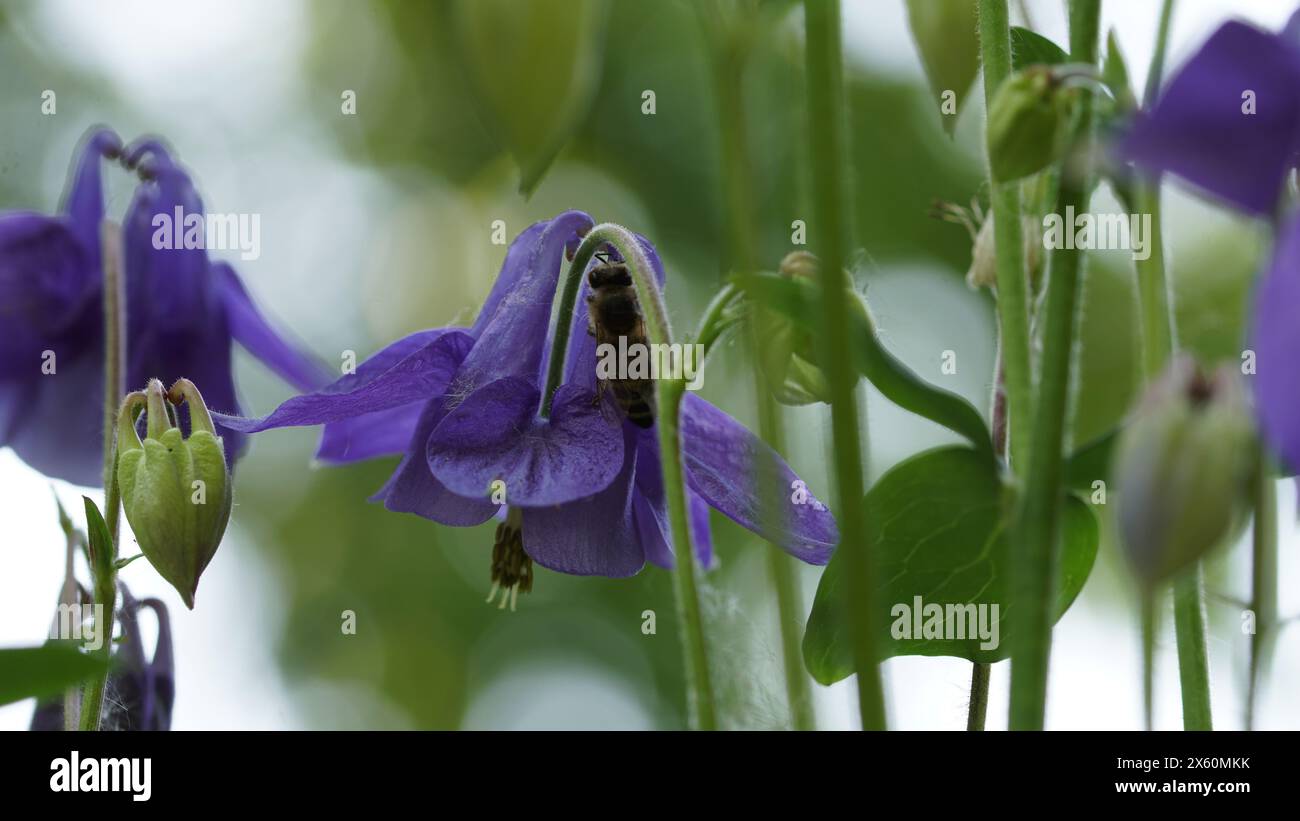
left=0, top=644, right=110, bottom=707
left=802, top=446, right=1098, bottom=683
left=1065, top=429, right=1118, bottom=494
left=451, top=0, right=610, bottom=196
left=1102, top=28, right=1136, bottom=113
left=736, top=272, right=992, bottom=454
left=904, top=0, right=980, bottom=136
left=82, top=496, right=114, bottom=581
left=1009, top=26, right=1067, bottom=72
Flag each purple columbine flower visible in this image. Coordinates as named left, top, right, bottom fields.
left=1121, top=11, right=1300, bottom=472
left=0, top=127, right=329, bottom=485
left=217, top=212, right=837, bottom=605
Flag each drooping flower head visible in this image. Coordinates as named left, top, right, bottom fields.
left=0, top=127, right=329, bottom=484
left=1121, top=10, right=1300, bottom=472
left=1, top=128, right=119, bottom=484
left=218, top=213, right=837, bottom=605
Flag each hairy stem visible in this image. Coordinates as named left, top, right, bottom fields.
left=699, top=9, right=816, bottom=731
left=978, top=0, right=1033, bottom=474
left=549, top=225, right=718, bottom=730
left=1007, top=0, right=1101, bottom=731
left=967, top=662, right=990, bottom=731
left=804, top=0, right=886, bottom=730
left=1130, top=0, right=1215, bottom=735
left=1173, top=565, right=1213, bottom=729
left=694, top=283, right=743, bottom=362
left=1247, top=456, right=1277, bottom=730
left=80, top=222, right=124, bottom=731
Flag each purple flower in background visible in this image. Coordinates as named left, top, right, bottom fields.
left=218, top=212, right=837, bottom=604
left=0, top=127, right=329, bottom=485
left=1122, top=14, right=1300, bottom=216
left=31, top=585, right=173, bottom=731
left=1121, top=11, right=1300, bottom=471
left=118, top=138, right=331, bottom=462
left=1, top=128, right=119, bottom=485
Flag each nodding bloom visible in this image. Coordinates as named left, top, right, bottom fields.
left=1120, top=11, right=1300, bottom=472
left=31, top=585, right=174, bottom=731
left=0, top=127, right=329, bottom=485
left=217, top=212, right=837, bottom=606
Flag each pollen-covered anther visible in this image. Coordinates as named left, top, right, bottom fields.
left=486, top=507, right=532, bottom=611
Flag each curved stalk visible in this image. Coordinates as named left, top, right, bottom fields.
left=544, top=225, right=718, bottom=730
left=693, top=283, right=744, bottom=363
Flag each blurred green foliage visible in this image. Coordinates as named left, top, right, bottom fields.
left=0, top=0, right=1268, bottom=729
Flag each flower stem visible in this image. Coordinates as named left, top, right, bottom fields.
left=1131, top=0, right=1215, bottom=734
left=698, top=9, right=816, bottom=731
left=693, top=283, right=743, bottom=362
left=80, top=221, right=124, bottom=731
left=1246, top=454, right=1276, bottom=730
left=550, top=225, right=718, bottom=730
left=803, top=0, right=886, bottom=730
left=1142, top=0, right=1176, bottom=109
left=1141, top=589, right=1156, bottom=730
left=1007, top=0, right=1101, bottom=731
left=1135, top=183, right=1173, bottom=379
left=1173, top=565, right=1212, bottom=730
left=967, top=662, right=990, bottom=731
left=978, top=0, right=1033, bottom=474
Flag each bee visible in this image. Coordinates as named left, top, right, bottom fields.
left=586, top=251, right=655, bottom=428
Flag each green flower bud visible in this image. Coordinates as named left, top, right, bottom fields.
left=1114, top=357, right=1256, bottom=587
left=116, top=379, right=232, bottom=609
left=986, top=66, right=1074, bottom=182
left=755, top=252, right=835, bottom=406
left=450, top=0, right=609, bottom=196
left=904, top=0, right=980, bottom=136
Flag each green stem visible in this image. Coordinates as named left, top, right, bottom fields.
left=1141, top=589, right=1155, bottom=730
left=803, top=0, right=886, bottom=730
left=546, top=225, right=718, bottom=730
left=748, top=334, right=815, bottom=729
left=967, top=663, right=990, bottom=731
left=694, top=283, right=743, bottom=362
left=1135, top=184, right=1173, bottom=377
left=1142, top=0, right=1176, bottom=109
left=1007, top=0, right=1101, bottom=731
left=1247, top=456, right=1277, bottom=730
left=60, top=513, right=81, bottom=731
left=978, top=0, right=1033, bottom=474
left=1130, top=0, right=1215, bottom=735
left=1173, top=566, right=1212, bottom=730
left=698, top=10, right=815, bottom=731
left=80, top=222, right=124, bottom=731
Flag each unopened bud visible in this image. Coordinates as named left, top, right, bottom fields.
left=1114, top=357, right=1256, bottom=586
left=756, top=252, right=840, bottom=405
left=987, top=66, right=1074, bottom=182
left=116, top=379, right=232, bottom=608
